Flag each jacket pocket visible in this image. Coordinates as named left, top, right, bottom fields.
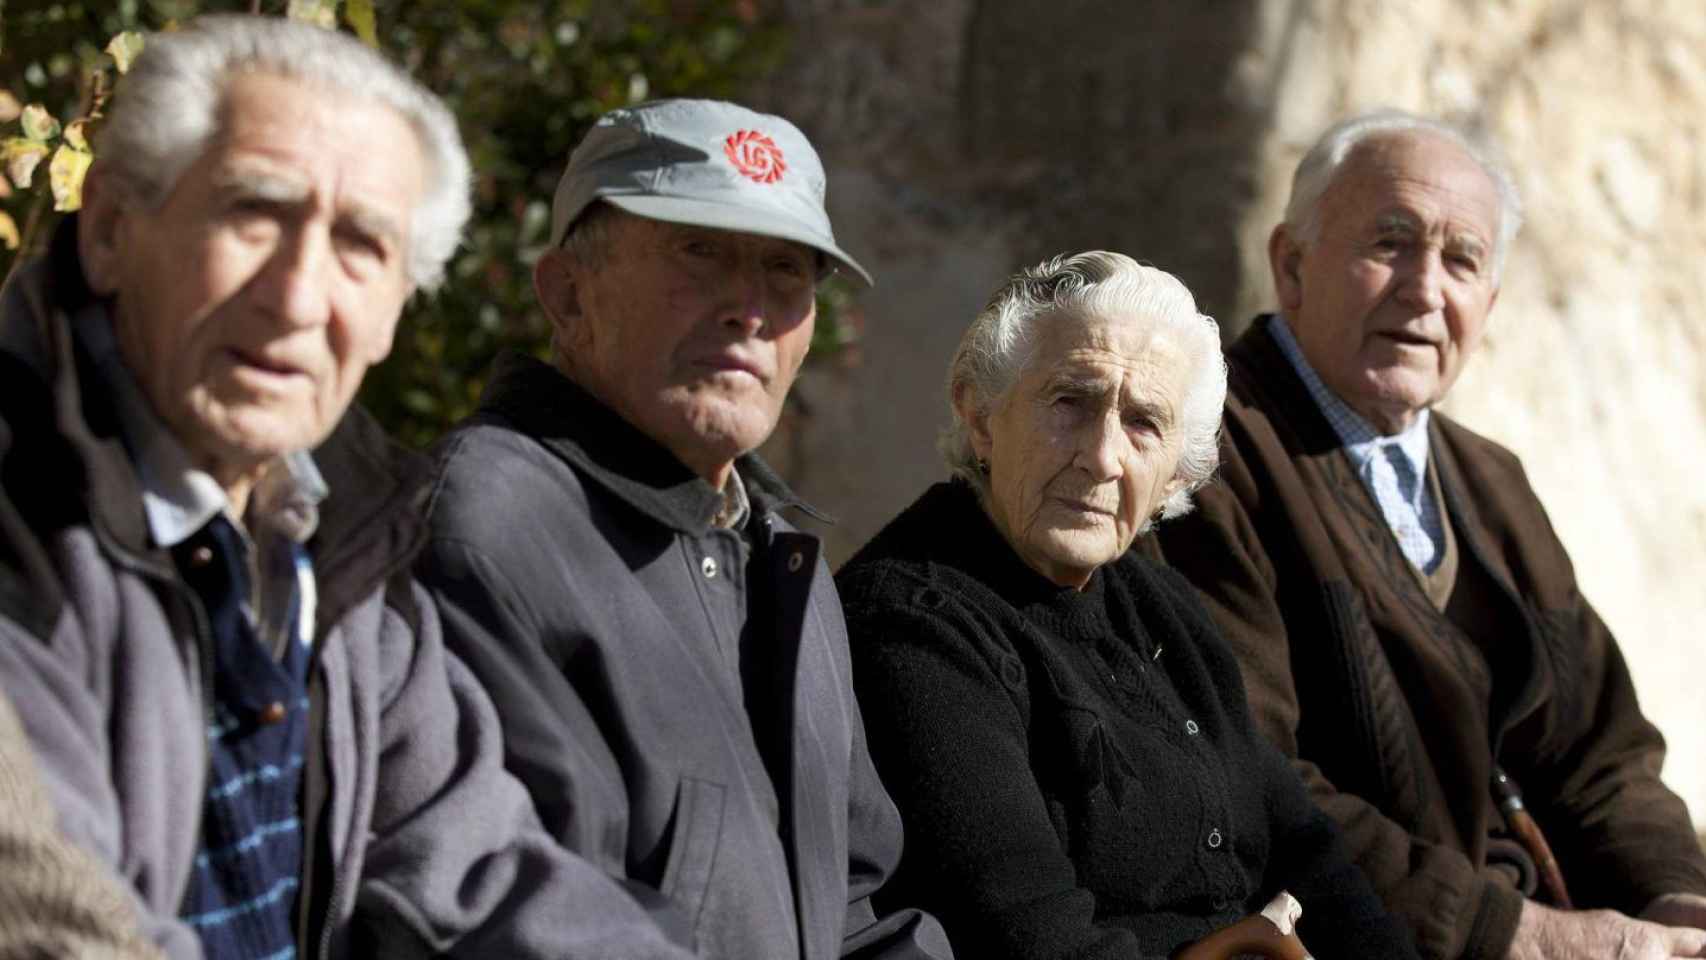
left=658, top=776, right=727, bottom=933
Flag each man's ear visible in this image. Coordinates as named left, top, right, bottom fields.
left=953, top=381, right=994, bottom=463
left=532, top=247, right=583, bottom=327
left=1268, top=223, right=1305, bottom=313
left=77, top=165, right=131, bottom=296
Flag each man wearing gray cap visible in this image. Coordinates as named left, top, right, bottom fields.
left=416, top=99, right=952, bottom=959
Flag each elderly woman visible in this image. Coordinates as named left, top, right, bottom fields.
left=837, top=252, right=1416, bottom=960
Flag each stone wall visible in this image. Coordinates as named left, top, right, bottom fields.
left=752, top=0, right=1706, bottom=824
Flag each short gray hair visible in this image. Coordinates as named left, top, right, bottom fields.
left=940, top=250, right=1227, bottom=522
left=560, top=200, right=625, bottom=270
left=1284, top=108, right=1524, bottom=280
left=95, top=14, right=471, bottom=291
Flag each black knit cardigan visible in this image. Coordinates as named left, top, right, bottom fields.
left=836, top=481, right=1416, bottom=960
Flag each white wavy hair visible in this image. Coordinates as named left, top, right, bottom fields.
left=95, top=14, right=471, bottom=292
left=940, top=250, right=1227, bottom=522
left=1283, top=108, right=1524, bottom=281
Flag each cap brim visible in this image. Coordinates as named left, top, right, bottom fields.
left=602, top=193, right=873, bottom=286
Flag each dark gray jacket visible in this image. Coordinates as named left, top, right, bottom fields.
left=0, top=225, right=695, bottom=960
left=419, top=353, right=952, bottom=960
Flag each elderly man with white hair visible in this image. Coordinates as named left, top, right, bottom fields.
left=1152, top=109, right=1706, bottom=960
left=0, top=15, right=695, bottom=959
left=836, top=251, right=1417, bottom=959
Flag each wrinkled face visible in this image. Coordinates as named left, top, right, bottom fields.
left=543, top=214, right=817, bottom=485
left=83, top=72, right=421, bottom=486
left=967, top=311, right=1191, bottom=589
left=1274, top=132, right=1502, bottom=434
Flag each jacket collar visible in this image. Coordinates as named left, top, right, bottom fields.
left=1, top=218, right=431, bottom=633
left=1229, top=314, right=1355, bottom=458
left=474, top=351, right=823, bottom=535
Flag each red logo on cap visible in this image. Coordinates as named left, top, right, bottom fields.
left=724, top=130, right=787, bottom=184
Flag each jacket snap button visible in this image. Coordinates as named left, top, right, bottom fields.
left=787, top=551, right=805, bottom=573
left=1185, top=719, right=1200, bottom=736
left=258, top=701, right=288, bottom=725
left=701, top=556, right=718, bottom=579
left=189, top=545, right=214, bottom=567
left=1207, top=827, right=1223, bottom=849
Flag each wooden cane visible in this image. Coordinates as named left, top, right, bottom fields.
left=1492, top=766, right=1573, bottom=909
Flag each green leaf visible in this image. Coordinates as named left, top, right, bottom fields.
left=49, top=144, right=93, bottom=212
left=106, top=32, right=147, bottom=74
left=344, top=0, right=379, bottom=47
left=20, top=104, right=59, bottom=142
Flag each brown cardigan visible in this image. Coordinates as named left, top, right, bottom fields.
left=1148, top=316, right=1706, bottom=960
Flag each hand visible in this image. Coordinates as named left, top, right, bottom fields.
left=1645, top=894, right=1706, bottom=931
left=1508, top=900, right=1706, bottom=960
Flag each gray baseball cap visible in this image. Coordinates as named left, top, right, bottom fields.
left=548, top=98, right=872, bottom=285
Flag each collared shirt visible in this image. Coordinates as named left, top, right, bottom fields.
left=1269, top=314, right=1444, bottom=572
left=74, top=306, right=326, bottom=655
left=712, top=467, right=752, bottom=532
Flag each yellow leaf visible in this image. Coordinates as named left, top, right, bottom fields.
left=0, top=92, right=20, bottom=125
left=63, top=119, right=88, bottom=151
left=106, top=32, right=147, bottom=75
left=0, top=211, right=18, bottom=251
left=287, top=0, right=339, bottom=30
left=4, top=139, right=49, bottom=189
left=20, top=104, right=59, bottom=142
left=49, top=145, right=92, bottom=212
left=345, top=0, right=379, bottom=47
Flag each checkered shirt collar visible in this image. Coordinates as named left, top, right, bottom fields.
left=1268, top=314, right=1431, bottom=497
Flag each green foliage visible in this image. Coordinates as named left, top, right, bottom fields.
left=0, top=1, right=862, bottom=451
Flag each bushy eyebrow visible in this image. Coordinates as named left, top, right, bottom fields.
left=342, top=205, right=406, bottom=252
left=212, top=167, right=308, bottom=204
left=1044, top=373, right=1108, bottom=397
left=1444, top=231, right=1487, bottom=261
left=1124, top=397, right=1174, bottom=429
left=211, top=166, right=406, bottom=252
left=1374, top=212, right=1420, bottom=235
left=1373, top=211, right=1489, bottom=260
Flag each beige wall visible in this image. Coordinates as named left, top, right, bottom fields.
left=754, top=0, right=1706, bottom=825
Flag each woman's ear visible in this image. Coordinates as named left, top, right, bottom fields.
left=953, top=381, right=994, bottom=463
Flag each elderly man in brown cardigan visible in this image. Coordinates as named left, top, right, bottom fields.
left=1150, top=109, right=1706, bottom=960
